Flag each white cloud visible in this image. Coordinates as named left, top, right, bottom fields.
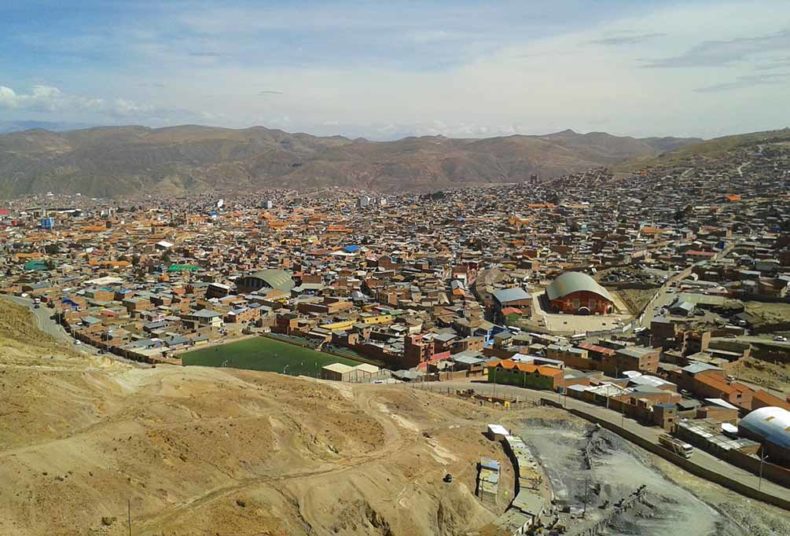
left=0, top=84, right=196, bottom=122
left=643, top=29, right=790, bottom=68
left=2, top=1, right=788, bottom=138
left=0, top=85, right=66, bottom=111
left=110, top=0, right=785, bottom=139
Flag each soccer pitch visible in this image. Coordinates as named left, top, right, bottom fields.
left=181, top=337, right=359, bottom=376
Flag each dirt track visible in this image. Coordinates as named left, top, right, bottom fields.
left=1, top=299, right=531, bottom=535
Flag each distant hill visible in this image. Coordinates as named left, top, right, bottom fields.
left=0, top=120, right=95, bottom=134
left=618, top=128, right=790, bottom=171
left=0, top=125, right=704, bottom=198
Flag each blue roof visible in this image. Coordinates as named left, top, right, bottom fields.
left=492, top=287, right=531, bottom=304
left=343, top=245, right=360, bottom=253
left=480, top=458, right=501, bottom=470
left=61, top=297, right=80, bottom=306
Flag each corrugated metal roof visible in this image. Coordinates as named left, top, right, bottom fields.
left=247, top=269, right=295, bottom=292
left=480, top=457, right=501, bottom=470
left=492, top=287, right=531, bottom=304
left=682, top=362, right=720, bottom=375
left=739, top=406, right=790, bottom=449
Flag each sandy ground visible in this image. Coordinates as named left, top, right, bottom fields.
left=516, top=419, right=790, bottom=536
left=617, top=287, right=660, bottom=315
left=2, top=299, right=527, bottom=535
left=3, top=299, right=788, bottom=535
left=743, top=301, right=790, bottom=330
left=733, top=357, right=790, bottom=396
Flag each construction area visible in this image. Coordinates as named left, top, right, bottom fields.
left=519, top=420, right=720, bottom=534
left=503, top=418, right=790, bottom=535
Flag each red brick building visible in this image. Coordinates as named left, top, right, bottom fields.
left=546, top=272, right=614, bottom=315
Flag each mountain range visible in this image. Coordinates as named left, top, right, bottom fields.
left=0, top=124, right=708, bottom=198
left=0, top=120, right=95, bottom=134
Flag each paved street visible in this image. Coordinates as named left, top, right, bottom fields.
left=635, top=242, right=736, bottom=330
left=4, top=295, right=77, bottom=342
left=2, top=296, right=149, bottom=366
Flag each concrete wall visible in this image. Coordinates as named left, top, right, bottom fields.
left=720, top=449, right=790, bottom=487
left=437, top=369, right=476, bottom=381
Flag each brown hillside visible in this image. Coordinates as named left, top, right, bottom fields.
left=0, top=299, right=538, bottom=535
left=0, top=125, right=700, bottom=197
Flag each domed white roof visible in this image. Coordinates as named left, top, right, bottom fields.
left=739, top=406, right=790, bottom=449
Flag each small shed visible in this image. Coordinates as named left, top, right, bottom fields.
left=487, top=424, right=510, bottom=441
left=322, top=363, right=354, bottom=381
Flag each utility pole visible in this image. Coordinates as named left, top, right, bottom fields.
left=583, top=476, right=589, bottom=518
left=759, top=448, right=766, bottom=491
left=621, top=398, right=626, bottom=427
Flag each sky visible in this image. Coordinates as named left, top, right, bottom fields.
left=0, top=0, right=789, bottom=139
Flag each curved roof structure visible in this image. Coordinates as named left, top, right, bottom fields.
left=546, top=271, right=613, bottom=302
left=244, top=269, right=295, bottom=292
left=739, top=406, right=790, bottom=449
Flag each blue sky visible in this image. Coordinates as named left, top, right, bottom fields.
left=1, top=0, right=788, bottom=138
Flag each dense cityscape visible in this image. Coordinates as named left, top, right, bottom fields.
left=2, top=134, right=789, bottom=533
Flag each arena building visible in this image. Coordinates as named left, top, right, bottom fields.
left=235, top=269, right=295, bottom=294
left=546, top=271, right=614, bottom=315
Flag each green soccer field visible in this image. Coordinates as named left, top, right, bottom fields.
left=180, top=336, right=359, bottom=376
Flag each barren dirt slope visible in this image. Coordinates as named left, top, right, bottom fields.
left=0, top=300, right=514, bottom=535
left=0, top=125, right=701, bottom=197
